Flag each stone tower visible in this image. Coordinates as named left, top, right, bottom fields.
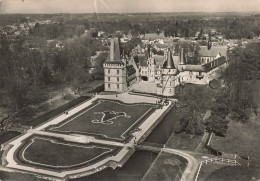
left=160, top=49, right=178, bottom=97
left=103, top=38, right=127, bottom=92
left=148, top=56, right=156, bottom=82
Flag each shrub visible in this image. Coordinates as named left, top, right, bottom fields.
left=209, top=79, right=220, bottom=89
left=63, top=93, right=73, bottom=100
left=185, top=120, right=195, bottom=134
left=194, top=122, right=205, bottom=135
left=174, top=117, right=189, bottom=133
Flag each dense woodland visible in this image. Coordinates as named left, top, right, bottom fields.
left=0, top=33, right=107, bottom=113
left=1, top=13, right=260, bottom=39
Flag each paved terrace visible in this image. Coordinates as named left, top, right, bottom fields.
left=1, top=93, right=173, bottom=179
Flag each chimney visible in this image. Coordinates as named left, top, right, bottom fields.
left=147, top=46, right=151, bottom=58
left=110, top=39, right=114, bottom=61
left=208, top=41, right=212, bottom=50
left=180, top=48, right=185, bottom=65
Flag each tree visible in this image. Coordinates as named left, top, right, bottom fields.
left=39, top=66, right=53, bottom=85
left=198, top=28, right=203, bottom=40
left=205, top=113, right=229, bottom=136
left=121, top=37, right=141, bottom=56
left=89, top=28, right=98, bottom=38
left=224, top=43, right=259, bottom=119
left=205, top=88, right=230, bottom=136
left=174, top=42, right=200, bottom=64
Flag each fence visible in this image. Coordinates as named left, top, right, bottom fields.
left=201, top=157, right=241, bottom=165
left=194, top=157, right=240, bottom=181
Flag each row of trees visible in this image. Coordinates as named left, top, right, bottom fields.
left=85, top=16, right=260, bottom=39
left=223, top=42, right=260, bottom=119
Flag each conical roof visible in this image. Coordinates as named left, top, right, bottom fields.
left=163, top=49, right=175, bottom=69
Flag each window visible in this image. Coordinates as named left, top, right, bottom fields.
left=108, top=69, right=110, bottom=74
left=117, top=70, right=119, bottom=74
left=169, top=89, right=171, bottom=93
left=108, top=83, right=110, bottom=88
left=117, top=77, right=119, bottom=82
left=108, top=77, right=110, bottom=81
left=117, top=84, right=119, bottom=89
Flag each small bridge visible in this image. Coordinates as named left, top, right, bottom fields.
left=135, top=142, right=164, bottom=153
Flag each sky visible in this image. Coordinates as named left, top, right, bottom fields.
left=0, top=0, right=260, bottom=14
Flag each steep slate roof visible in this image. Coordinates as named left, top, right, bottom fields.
left=105, top=38, right=124, bottom=65
left=179, top=56, right=226, bottom=73
left=182, top=65, right=205, bottom=72
left=202, top=56, right=226, bottom=72
left=127, top=65, right=136, bottom=76
left=163, top=49, right=176, bottom=69
left=199, top=46, right=227, bottom=57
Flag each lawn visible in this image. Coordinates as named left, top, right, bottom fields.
left=166, top=132, right=203, bottom=151
left=142, top=152, right=188, bottom=181
left=48, top=99, right=157, bottom=141
left=204, top=166, right=260, bottom=181
left=17, top=136, right=115, bottom=169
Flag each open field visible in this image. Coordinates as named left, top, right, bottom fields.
left=142, top=152, right=188, bottom=181
left=197, top=164, right=225, bottom=181
left=204, top=166, right=260, bottom=181
left=166, top=132, right=203, bottom=151
left=48, top=99, right=157, bottom=141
